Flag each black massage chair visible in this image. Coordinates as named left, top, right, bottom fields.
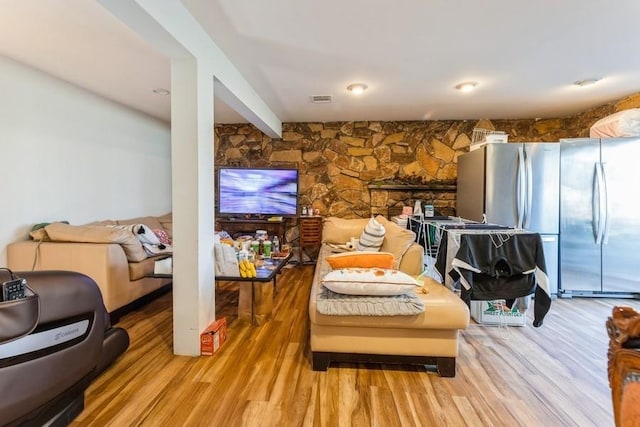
left=0, top=270, right=130, bottom=426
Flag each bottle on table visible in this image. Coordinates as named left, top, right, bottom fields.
left=273, top=236, right=280, bottom=254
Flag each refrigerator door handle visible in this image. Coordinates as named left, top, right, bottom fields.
left=601, top=162, right=610, bottom=244
left=516, top=146, right=525, bottom=229
left=595, top=162, right=606, bottom=245
left=525, top=153, right=533, bottom=229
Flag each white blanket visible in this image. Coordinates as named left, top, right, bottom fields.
left=316, top=287, right=425, bottom=316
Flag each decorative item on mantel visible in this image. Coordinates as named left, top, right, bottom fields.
left=368, top=173, right=456, bottom=190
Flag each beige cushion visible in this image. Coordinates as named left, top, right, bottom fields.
left=118, top=216, right=163, bottom=231
left=322, top=267, right=420, bottom=296
left=321, top=215, right=418, bottom=270
left=44, top=223, right=147, bottom=262
left=158, top=212, right=172, bottom=223
left=85, top=219, right=118, bottom=226
left=375, top=215, right=417, bottom=269
left=158, top=213, right=173, bottom=238
left=322, top=217, right=369, bottom=244
left=398, top=244, right=424, bottom=276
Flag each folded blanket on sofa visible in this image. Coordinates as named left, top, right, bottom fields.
left=316, top=287, right=425, bottom=316
left=130, top=224, right=173, bottom=256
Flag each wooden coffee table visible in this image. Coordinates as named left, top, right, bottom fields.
left=215, top=253, right=292, bottom=325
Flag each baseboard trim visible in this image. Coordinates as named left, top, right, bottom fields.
left=311, top=351, right=456, bottom=377
left=109, top=283, right=172, bottom=325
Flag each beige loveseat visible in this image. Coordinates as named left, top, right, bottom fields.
left=7, top=214, right=173, bottom=320
left=309, top=216, right=470, bottom=377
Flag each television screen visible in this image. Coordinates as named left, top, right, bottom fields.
left=217, top=167, right=299, bottom=217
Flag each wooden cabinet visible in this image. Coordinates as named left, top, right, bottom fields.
left=298, top=216, right=322, bottom=264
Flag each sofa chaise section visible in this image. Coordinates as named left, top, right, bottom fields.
left=309, top=216, right=470, bottom=377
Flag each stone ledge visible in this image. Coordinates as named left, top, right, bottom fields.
left=367, top=184, right=457, bottom=191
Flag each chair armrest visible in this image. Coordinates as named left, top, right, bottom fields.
left=17, top=271, right=107, bottom=325
left=399, top=243, right=424, bottom=276
left=0, top=288, right=39, bottom=343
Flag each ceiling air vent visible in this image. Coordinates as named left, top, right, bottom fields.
left=310, top=95, right=332, bottom=103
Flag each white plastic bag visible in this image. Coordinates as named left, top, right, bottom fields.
left=590, top=109, right=640, bottom=138
left=214, top=243, right=240, bottom=276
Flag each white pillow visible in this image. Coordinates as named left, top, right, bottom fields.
left=322, top=268, right=419, bottom=296
left=356, top=217, right=385, bottom=251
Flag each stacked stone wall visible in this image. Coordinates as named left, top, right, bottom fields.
left=214, top=92, right=640, bottom=219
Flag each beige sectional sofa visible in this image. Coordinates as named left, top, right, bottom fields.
left=309, top=216, right=470, bottom=377
left=7, top=214, right=173, bottom=320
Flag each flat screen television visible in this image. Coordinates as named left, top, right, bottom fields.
left=217, top=167, right=299, bottom=217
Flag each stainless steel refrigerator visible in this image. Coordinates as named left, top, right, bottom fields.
left=560, top=137, right=640, bottom=296
left=457, top=143, right=560, bottom=294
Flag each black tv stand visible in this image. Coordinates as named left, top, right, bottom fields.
left=216, top=217, right=288, bottom=244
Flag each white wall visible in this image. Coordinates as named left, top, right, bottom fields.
left=0, top=55, right=172, bottom=265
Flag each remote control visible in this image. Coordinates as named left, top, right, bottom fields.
left=1, top=278, right=27, bottom=301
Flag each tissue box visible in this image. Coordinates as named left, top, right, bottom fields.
left=200, top=317, right=228, bottom=355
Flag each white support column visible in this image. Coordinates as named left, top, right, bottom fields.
left=171, top=58, right=215, bottom=355
left=99, top=0, right=282, bottom=356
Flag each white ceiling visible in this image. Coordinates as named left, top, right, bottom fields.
left=1, top=0, right=639, bottom=125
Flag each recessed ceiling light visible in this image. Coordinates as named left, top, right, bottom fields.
left=152, top=88, right=171, bottom=96
left=573, top=78, right=601, bottom=87
left=347, top=83, right=368, bottom=95
left=455, top=81, right=478, bottom=92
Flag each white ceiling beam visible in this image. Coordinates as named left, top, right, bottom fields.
left=98, top=0, right=282, bottom=137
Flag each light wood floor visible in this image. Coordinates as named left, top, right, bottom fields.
left=72, top=265, right=640, bottom=426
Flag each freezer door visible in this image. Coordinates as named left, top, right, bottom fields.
left=523, top=143, right=560, bottom=234
left=484, top=143, right=522, bottom=227
left=601, top=138, right=640, bottom=293
left=456, top=148, right=486, bottom=222
left=559, top=138, right=602, bottom=292
left=541, top=234, right=559, bottom=295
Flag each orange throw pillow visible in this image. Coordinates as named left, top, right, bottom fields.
left=326, top=251, right=395, bottom=269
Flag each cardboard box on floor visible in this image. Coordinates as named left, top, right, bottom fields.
left=470, top=300, right=526, bottom=327
left=200, top=317, right=227, bottom=355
